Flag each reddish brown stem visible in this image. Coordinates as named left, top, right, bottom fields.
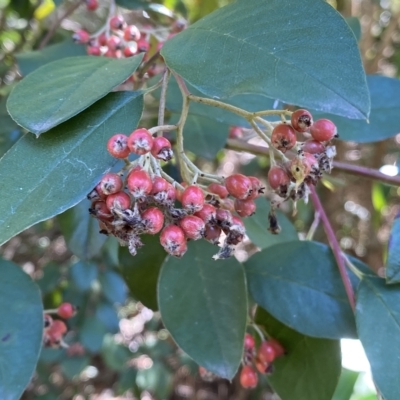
left=309, top=185, right=355, bottom=311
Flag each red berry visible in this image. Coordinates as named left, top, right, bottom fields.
left=151, top=176, right=170, bottom=195
left=142, top=207, right=164, bottom=234
left=175, top=182, right=187, bottom=203
left=303, top=152, right=318, bottom=171
left=302, top=139, right=326, bottom=154
left=85, top=0, right=98, bottom=11
left=207, top=183, right=229, bottom=199
left=221, top=198, right=235, bottom=212
left=240, top=365, right=258, bottom=389
left=127, top=170, right=153, bottom=201
left=267, top=166, right=290, bottom=190
left=234, top=199, right=256, bottom=217
left=225, top=174, right=253, bottom=200
left=44, top=314, right=53, bottom=328
left=179, top=215, right=205, bottom=240
left=271, top=124, right=297, bottom=153
left=107, top=134, right=130, bottom=158
left=204, top=224, right=221, bottom=245
left=104, top=48, right=117, bottom=58
left=107, top=35, right=122, bottom=51
left=137, top=38, right=150, bottom=52
left=123, top=44, right=137, bottom=57
left=89, top=201, right=112, bottom=221
left=254, top=357, right=272, bottom=375
left=291, top=109, right=313, bottom=132
left=87, top=45, right=101, bottom=56
left=97, top=32, right=107, bottom=46
left=73, top=29, right=90, bottom=44
left=229, top=126, right=243, bottom=139
left=181, top=185, right=205, bottom=213
left=49, top=320, right=67, bottom=335
left=160, top=225, right=187, bottom=257
left=310, top=119, right=338, bottom=142
left=57, top=303, right=76, bottom=319
left=127, top=128, right=154, bottom=155
left=151, top=137, right=173, bottom=161
left=106, top=191, right=131, bottom=210
left=216, top=208, right=233, bottom=226
left=247, top=176, right=264, bottom=199
left=109, top=15, right=125, bottom=31
left=194, top=204, right=217, bottom=224
left=166, top=183, right=177, bottom=204
left=258, top=341, right=276, bottom=363
left=269, top=338, right=285, bottom=357
left=244, top=333, right=255, bottom=351
left=99, top=173, right=123, bottom=195
left=232, top=215, right=245, bottom=228
left=124, top=25, right=141, bottom=41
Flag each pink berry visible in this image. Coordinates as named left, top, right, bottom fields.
left=225, top=174, right=253, bottom=200
left=137, top=39, right=150, bottom=52
left=142, top=207, right=164, bottom=234
left=109, top=15, right=125, bottom=31
left=127, top=128, right=154, bottom=155
left=107, top=134, right=130, bottom=158
left=302, top=139, right=326, bottom=154
left=124, top=25, right=141, bottom=41
left=58, top=303, right=76, bottom=319
left=244, top=333, right=255, bottom=351
left=85, top=0, right=98, bottom=11
left=179, top=215, right=205, bottom=240
left=87, top=45, right=101, bottom=56
left=160, top=225, right=187, bottom=257
left=127, top=170, right=153, bottom=201
left=240, top=365, right=258, bottom=389
left=97, top=32, right=107, bottom=46
left=207, top=183, right=229, bottom=199
left=267, top=166, right=290, bottom=190
left=123, top=44, right=137, bottom=57
left=89, top=201, right=112, bottom=221
left=310, top=119, right=338, bottom=141
left=151, top=136, right=173, bottom=161
left=181, top=185, right=205, bottom=213
left=247, top=176, right=264, bottom=199
left=73, top=29, right=90, bottom=44
left=106, top=191, right=131, bottom=210
left=234, top=199, right=256, bottom=217
left=229, top=126, right=243, bottom=139
left=291, top=109, right=313, bottom=132
left=194, top=204, right=217, bottom=224
left=99, top=173, right=123, bottom=195
left=151, top=176, right=170, bottom=195
left=204, top=224, right=221, bottom=245
left=271, top=124, right=297, bottom=153
left=107, top=36, right=122, bottom=51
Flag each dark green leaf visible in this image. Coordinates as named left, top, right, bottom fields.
left=116, top=0, right=149, bottom=9
left=117, top=368, right=137, bottom=395
left=332, top=368, right=360, bottom=400
left=95, top=301, right=120, bottom=333
left=7, top=55, right=143, bottom=135
left=120, top=234, right=167, bottom=311
left=37, top=262, right=62, bottom=293
left=161, top=0, right=369, bottom=119
left=244, top=197, right=298, bottom=249
left=356, top=277, right=400, bottom=400
left=101, top=334, right=131, bottom=371
left=0, top=258, right=43, bottom=399
left=99, top=270, right=127, bottom=304
left=158, top=240, right=247, bottom=380
left=58, top=198, right=107, bottom=261
left=346, top=17, right=361, bottom=41
left=0, top=95, right=18, bottom=135
left=0, top=91, right=143, bottom=247
left=80, top=317, right=107, bottom=353
left=245, top=241, right=365, bottom=339
left=136, top=362, right=173, bottom=399
left=314, top=76, right=400, bottom=142
left=256, top=308, right=341, bottom=400
left=70, top=261, right=98, bottom=291
left=385, top=214, right=400, bottom=284
left=16, top=38, right=87, bottom=77
left=60, top=356, right=90, bottom=380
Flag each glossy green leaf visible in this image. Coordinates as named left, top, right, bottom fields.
left=16, top=38, right=87, bottom=77
left=95, top=301, right=120, bottom=333
left=256, top=308, right=341, bottom=400
left=101, top=335, right=131, bottom=371
left=386, top=214, right=400, bottom=284
left=58, top=198, right=107, bottom=260
left=0, top=95, right=18, bottom=136
left=0, top=91, right=143, bottom=247
left=99, top=270, right=127, bottom=304
left=332, top=368, right=360, bottom=400
left=244, top=197, right=298, bottom=249
left=120, top=234, right=167, bottom=311
left=7, top=55, right=143, bottom=135
left=0, top=258, right=43, bottom=400
left=37, top=262, right=62, bottom=294
left=161, top=0, right=370, bottom=119
left=158, top=240, right=247, bottom=379
left=356, top=277, right=400, bottom=400
left=70, top=261, right=98, bottom=291
left=245, top=241, right=366, bottom=339
left=80, top=317, right=108, bottom=353
left=346, top=17, right=361, bottom=41
left=314, top=75, right=400, bottom=142
left=136, top=362, right=173, bottom=399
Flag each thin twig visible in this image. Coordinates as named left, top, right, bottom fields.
left=306, top=211, right=321, bottom=240
left=157, top=68, right=170, bottom=135
left=39, top=0, right=84, bottom=49
left=309, top=185, right=355, bottom=311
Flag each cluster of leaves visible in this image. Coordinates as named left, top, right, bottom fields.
left=1, top=0, right=400, bottom=399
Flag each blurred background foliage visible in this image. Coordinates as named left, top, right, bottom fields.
left=0, top=0, right=399, bottom=399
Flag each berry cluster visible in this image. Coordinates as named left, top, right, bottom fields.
left=266, top=110, right=337, bottom=220
left=88, top=128, right=265, bottom=260
left=43, top=302, right=76, bottom=348
left=240, top=333, right=285, bottom=389
left=73, top=7, right=186, bottom=78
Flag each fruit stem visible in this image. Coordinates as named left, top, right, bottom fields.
left=251, top=322, right=266, bottom=341
left=253, top=109, right=292, bottom=117
left=309, top=185, right=356, bottom=311
left=148, top=125, right=177, bottom=135
left=157, top=68, right=170, bottom=134
left=305, top=211, right=320, bottom=240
